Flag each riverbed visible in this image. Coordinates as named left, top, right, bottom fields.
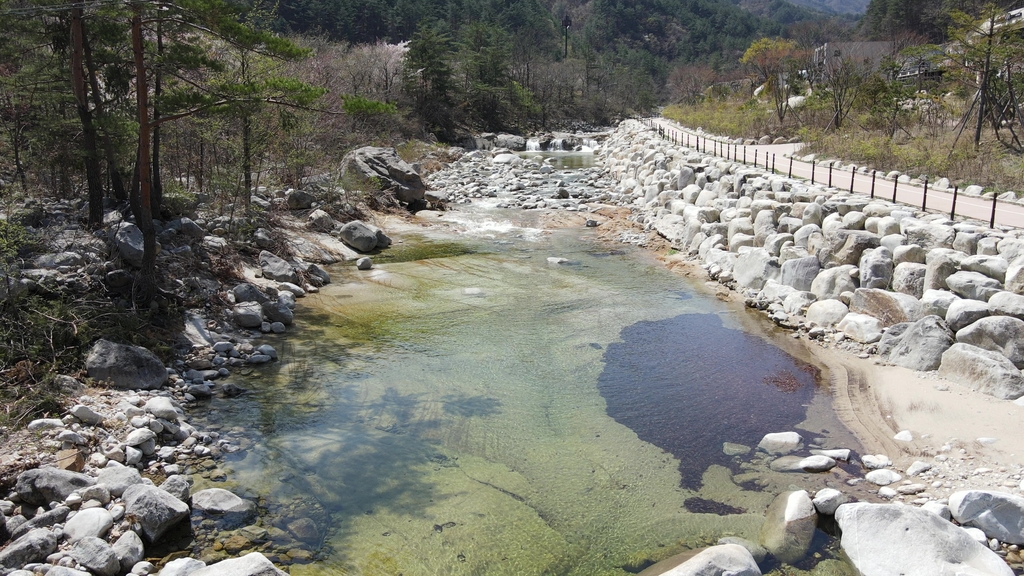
left=195, top=161, right=863, bottom=575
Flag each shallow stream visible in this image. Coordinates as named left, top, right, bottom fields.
left=196, top=163, right=861, bottom=575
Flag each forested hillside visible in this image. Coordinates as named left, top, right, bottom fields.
left=862, top=0, right=1023, bottom=41
left=784, top=0, right=869, bottom=15
left=273, top=0, right=824, bottom=68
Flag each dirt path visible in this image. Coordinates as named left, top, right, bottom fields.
left=650, top=117, right=1024, bottom=229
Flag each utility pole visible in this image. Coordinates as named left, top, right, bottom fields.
left=562, top=15, right=571, bottom=59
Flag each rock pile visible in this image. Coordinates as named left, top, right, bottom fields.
left=0, top=338, right=323, bottom=575
left=588, top=121, right=1024, bottom=403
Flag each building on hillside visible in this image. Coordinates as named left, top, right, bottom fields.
left=812, top=41, right=894, bottom=78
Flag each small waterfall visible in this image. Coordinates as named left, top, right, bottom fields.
left=525, top=139, right=541, bottom=151
left=580, top=138, right=599, bottom=152
left=549, top=138, right=564, bottom=151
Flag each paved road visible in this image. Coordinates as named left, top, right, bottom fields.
left=646, top=117, right=1024, bottom=230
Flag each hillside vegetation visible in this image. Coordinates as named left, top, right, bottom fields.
left=664, top=0, right=1024, bottom=194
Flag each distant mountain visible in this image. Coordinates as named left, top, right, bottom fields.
left=786, top=0, right=870, bottom=15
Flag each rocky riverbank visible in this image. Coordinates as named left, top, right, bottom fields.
left=0, top=147, right=432, bottom=575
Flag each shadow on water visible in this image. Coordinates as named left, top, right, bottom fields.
left=198, top=324, right=508, bottom=570
left=597, top=313, right=820, bottom=490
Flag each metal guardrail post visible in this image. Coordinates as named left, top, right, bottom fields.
left=788, top=157, right=793, bottom=178
left=870, top=171, right=876, bottom=198
left=922, top=177, right=929, bottom=211
left=892, top=177, right=898, bottom=203
left=950, top=185, right=959, bottom=219
left=772, top=154, right=776, bottom=174
left=828, top=163, right=833, bottom=188
left=991, top=194, right=998, bottom=228
left=811, top=161, right=816, bottom=184
left=850, top=167, right=856, bottom=192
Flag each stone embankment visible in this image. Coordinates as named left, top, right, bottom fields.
left=417, top=119, right=1024, bottom=575
left=598, top=120, right=1024, bottom=402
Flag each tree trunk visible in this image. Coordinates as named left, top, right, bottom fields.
left=131, top=4, right=157, bottom=302
left=71, top=3, right=104, bottom=227
left=242, top=113, right=252, bottom=211
left=151, top=20, right=164, bottom=217
left=974, top=16, right=996, bottom=147
left=83, top=31, right=128, bottom=203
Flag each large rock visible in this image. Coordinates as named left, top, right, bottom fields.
left=886, top=316, right=954, bottom=371
left=158, top=558, right=207, bottom=576
left=232, top=302, right=264, bottom=329
left=145, top=397, right=179, bottom=422
left=97, top=466, right=142, bottom=497
left=257, top=251, right=298, bottom=284
left=338, top=221, right=380, bottom=253
left=232, top=283, right=269, bottom=304
left=812, top=488, right=847, bottom=515
left=86, top=339, right=167, bottom=390
left=641, top=544, right=761, bottom=576
left=938, top=343, right=1024, bottom=400
left=956, top=316, right=1024, bottom=368
left=16, top=468, right=95, bottom=505
left=112, top=530, right=145, bottom=574
left=285, top=189, right=314, bottom=210
left=187, top=552, right=288, bottom=576
left=921, top=289, right=960, bottom=318
left=817, top=230, right=879, bottom=268
left=759, top=490, right=817, bottom=564
left=757, top=431, right=803, bottom=454
left=9, top=506, right=69, bottom=541
left=122, top=484, right=190, bottom=542
left=769, top=455, right=837, bottom=473
left=64, top=507, right=114, bottom=543
left=734, top=248, right=780, bottom=291
left=113, top=222, right=145, bottom=268
left=892, top=262, right=927, bottom=299
left=810, top=265, right=858, bottom=300
left=341, top=146, right=426, bottom=204
left=780, top=256, right=820, bottom=291
left=962, top=255, right=1009, bottom=282
left=837, top=313, right=883, bottom=343
left=805, top=299, right=849, bottom=326
left=1006, top=258, right=1024, bottom=294
left=191, top=488, right=257, bottom=527
left=859, top=247, right=893, bottom=289
left=903, top=222, right=956, bottom=250
left=70, top=537, right=121, bottom=576
left=849, top=288, right=922, bottom=327
left=924, top=250, right=960, bottom=291
left=261, top=301, right=294, bottom=326
left=946, top=299, right=991, bottom=332
left=835, top=502, right=1012, bottom=576
left=949, top=490, right=1024, bottom=544
left=0, top=529, right=58, bottom=570
left=989, top=291, right=1024, bottom=321
left=946, top=271, right=1003, bottom=301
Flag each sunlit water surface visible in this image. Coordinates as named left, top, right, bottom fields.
left=195, top=187, right=859, bottom=575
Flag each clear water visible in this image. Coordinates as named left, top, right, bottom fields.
left=196, top=206, right=859, bottom=575
left=517, top=151, right=597, bottom=170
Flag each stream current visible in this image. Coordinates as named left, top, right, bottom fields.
left=195, top=152, right=861, bottom=575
